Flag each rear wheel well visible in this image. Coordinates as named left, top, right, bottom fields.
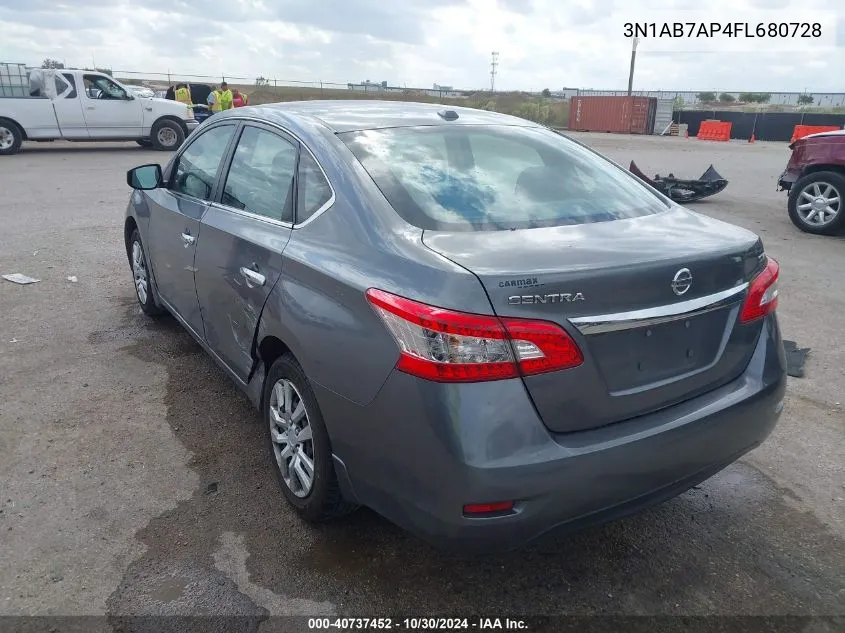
left=258, top=335, right=292, bottom=368
left=0, top=116, right=26, bottom=140
left=803, top=164, right=845, bottom=179
left=256, top=335, right=294, bottom=408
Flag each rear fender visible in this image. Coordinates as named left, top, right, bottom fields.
left=0, top=116, right=28, bottom=140
left=245, top=275, right=293, bottom=411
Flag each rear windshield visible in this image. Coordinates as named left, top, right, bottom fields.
left=339, top=124, right=668, bottom=231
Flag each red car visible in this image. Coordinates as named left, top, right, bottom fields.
left=778, top=129, right=845, bottom=235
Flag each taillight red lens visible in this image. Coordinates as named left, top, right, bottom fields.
left=365, top=288, right=583, bottom=383
left=740, top=257, right=779, bottom=323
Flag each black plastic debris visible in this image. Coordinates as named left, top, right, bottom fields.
left=629, top=161, right=729, bottom=203
left=782, top=340, right=810, bottom=378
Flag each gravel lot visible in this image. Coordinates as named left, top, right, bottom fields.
left=0, top=134, right=843, bottom=630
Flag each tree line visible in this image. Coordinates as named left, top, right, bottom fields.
left=695, top=91, right=814, bottom=105
left=41, top=58, right=113, bottom=77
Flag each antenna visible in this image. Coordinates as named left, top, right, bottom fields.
left=490, top=51, right=499, bottom=92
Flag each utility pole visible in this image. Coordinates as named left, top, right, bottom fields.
left=627, top=37, right=639, bottom=96
left=490, top=51, right=499, bottom=92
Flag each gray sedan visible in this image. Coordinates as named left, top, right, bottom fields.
left=124, top=101, right=786, bottom=553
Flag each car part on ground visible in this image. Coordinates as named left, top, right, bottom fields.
left=629, top=161, right=729, bottom=203
left=123, top=101, right=787, bottom=553
left=782, top=340, right=810, bottom=378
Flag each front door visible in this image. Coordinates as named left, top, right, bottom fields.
left=194, top=123, right=298, bottom=381
left=81, top=74, right=143, bottom=137
left=145, top=122, right=238, bottom=336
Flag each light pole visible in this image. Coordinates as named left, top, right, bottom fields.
left=627, top=37, right=639, bottom=96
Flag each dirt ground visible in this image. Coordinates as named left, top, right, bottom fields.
left=0, top=132, right=843, bottom=631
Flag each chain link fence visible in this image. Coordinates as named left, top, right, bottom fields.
left=111, top=69, right=572, bottom=128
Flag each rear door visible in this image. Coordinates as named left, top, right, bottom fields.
left=51, top=73, right=89, bottom=138
left=193, top=122, right=298, bottom=382
left=145, top=122, right=238, bottom=335
left=81, top=74, right=143, bottom=137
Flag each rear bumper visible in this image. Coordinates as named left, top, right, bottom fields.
left=317, top=315, right=786, bottom=553
left=778, top=168, right=799, bottom=191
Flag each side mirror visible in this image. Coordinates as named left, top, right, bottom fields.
left=127, top=164, right=163, bottom=190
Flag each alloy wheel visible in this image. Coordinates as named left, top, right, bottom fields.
left=131, top=241, right=148, bottom=304
left=796, top=181, right=841, bottom=227
left=268, top=378, right=315, bottom=498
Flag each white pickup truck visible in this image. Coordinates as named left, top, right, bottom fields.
left=0, top=65, right=198, bottom=155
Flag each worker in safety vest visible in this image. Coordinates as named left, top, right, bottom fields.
left=174, top=83, right=193, bottom=106
left=232, top=89, right=248, bottom=108
left=207, top=85, right=222, bottom=113
left=218, top=82, right=234, bottom=110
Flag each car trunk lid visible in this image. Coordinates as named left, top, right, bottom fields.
left=422, top=207, right=766, bottom=434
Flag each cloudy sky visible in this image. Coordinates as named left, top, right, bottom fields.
left=0, top=0, right=842, bottom=92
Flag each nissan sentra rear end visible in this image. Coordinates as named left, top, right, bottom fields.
left=330, top=118, right=787, bottom=552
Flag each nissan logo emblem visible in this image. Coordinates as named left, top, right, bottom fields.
left=672, top=268, right=692, bottom=296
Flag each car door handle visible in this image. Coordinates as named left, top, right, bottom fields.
left=240, top=266, right=265, bottom=287
left=86, top=106, right=95, bottom=110
left=180, top=232, right=196, bottom=247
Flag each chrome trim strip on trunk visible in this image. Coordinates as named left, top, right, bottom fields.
left=569, top=283, right=749, bottom=335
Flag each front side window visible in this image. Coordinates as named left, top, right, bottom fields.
left=221, top=126, right=298, bottom=222
left=170, top=124, right=236, bottom=201
left=83, top=75, right=127, bottom=100
left=340, top=125, right=669, bottom=231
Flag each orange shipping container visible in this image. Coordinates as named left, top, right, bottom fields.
left=568, top=96, right=654, bottom=134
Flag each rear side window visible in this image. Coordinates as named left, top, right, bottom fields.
left=221, top=126, right=298, bottom=222
left=296, top=152, right=333, bottom=223
left=171, top=124, right=235, bottom=201
left=61, top=73, right=77, bottom=99
left=340, top=125, right=668, bottom=231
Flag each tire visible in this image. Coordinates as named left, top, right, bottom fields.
left=263, top=354, right=358, bottom=522
left=0, top=118, right=23, bottom=156
left=150, top=119, right=185, bottom=152
left=136, top=138, right=153, bottom=148
left=128, top=229, right=165, bottom=317
left=787, top=171, right=845, bottom=236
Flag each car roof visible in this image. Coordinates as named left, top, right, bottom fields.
left=216, top=100, right=541, bottom=134
left=804, top=129, right=845, bottom=140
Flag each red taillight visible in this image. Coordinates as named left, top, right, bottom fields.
left=463, top=501, right=514, bottom=515
left=365, top=288, right=583, bottom=383
left=740, top=257, right=779, bottom=323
